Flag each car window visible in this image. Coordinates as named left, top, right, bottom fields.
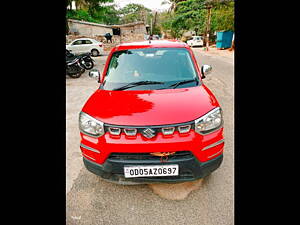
left=72, top=40, right=83, bottom=45
left=84, top=40, right=93, bottom=44
left=102, top=48, right=199, bottom=90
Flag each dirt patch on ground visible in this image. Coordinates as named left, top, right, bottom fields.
left=148, top=179, right=203, bottom=200
left=201, top=46, right=234, bottom=58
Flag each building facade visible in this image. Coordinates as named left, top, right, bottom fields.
left=67, top=19, right=148, bottom=44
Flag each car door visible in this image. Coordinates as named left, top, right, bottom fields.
left=68, top=40, right=84, bottom=54
left=83, top=39, right=94, bottom=53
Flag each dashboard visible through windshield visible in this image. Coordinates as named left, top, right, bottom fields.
left=101, top=48, right=200, bottom=91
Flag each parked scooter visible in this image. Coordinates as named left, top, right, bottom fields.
left=66, top=50, right=95, bottom=70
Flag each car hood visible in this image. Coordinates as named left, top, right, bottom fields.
left=82, top=85, right=220, bottom=126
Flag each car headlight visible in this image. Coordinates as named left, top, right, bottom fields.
left=79, top=112, right=105, bottom=137
left=195, top=107, right=223, bottom=134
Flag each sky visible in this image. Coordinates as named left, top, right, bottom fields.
left=114, top=0, right=171, bottom=11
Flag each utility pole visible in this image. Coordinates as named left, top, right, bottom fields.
left=150, top=18, right=153, bottom=35
left=153, top=11, right=158, bottom=34
left=205, top=5, right=212, bottom=51
left=142, top=9, right=147, bottom=24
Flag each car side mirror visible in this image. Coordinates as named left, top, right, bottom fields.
left=89, top=69, right=102, bottom=83
left=201, top=65, right=212, bottom=79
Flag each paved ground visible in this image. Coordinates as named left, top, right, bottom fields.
left=66, top=47, right=234, bottom=225
left=66, top=55, right=107, bottom=194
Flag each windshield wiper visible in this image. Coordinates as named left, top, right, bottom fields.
left=168, top=79, right=198, bottom=89
left=112, top=81, right=165, bottom=91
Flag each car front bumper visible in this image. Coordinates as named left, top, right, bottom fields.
left=83, top=153, right=223, bottom=184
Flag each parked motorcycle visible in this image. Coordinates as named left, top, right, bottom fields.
left=66, top=50, right=85, bottom=78
left=66, top=50, right=95, bottom=70
left=80, top=53, right=94, bottom=70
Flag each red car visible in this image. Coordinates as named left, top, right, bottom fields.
left=79, top=40, right=224, bottom=184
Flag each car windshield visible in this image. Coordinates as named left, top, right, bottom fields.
left=101, top=48, right=199, bottom=90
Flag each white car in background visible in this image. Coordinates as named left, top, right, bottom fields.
left=187, top=36, right=204, bottom=47
left=66, top=38, right=104, bottom=57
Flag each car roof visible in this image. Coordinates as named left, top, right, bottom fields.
left=113, top=40, right=189, bottom=51
left=72, top=38, right=98, bottom=41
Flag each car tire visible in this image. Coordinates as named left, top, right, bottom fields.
left=91, top=49, right=99, bottom=57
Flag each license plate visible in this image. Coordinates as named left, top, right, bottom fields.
left=124, top=165, right=179, bottom=178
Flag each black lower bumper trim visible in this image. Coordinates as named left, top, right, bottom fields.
left=83, top=154, right=223, bottom=184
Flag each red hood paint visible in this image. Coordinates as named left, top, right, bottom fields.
left=82, top=85, right=219, bottom=126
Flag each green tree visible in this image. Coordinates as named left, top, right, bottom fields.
left=67, top=9, right=99, bottom=23
left=160, top=0, right=234, bottom=38
left=66, top=0, right=121, bottom=27
left=160, top=0, right=207, bottom=38
left=210, top=0, right=234, bottom=32
left=175, top=0, right=207, bottom=34
left=119, top=3, right=152, bottom=24
left=84, top=0, right=113, bottom=17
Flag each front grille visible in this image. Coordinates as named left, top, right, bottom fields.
left=108, top=151, right=193, bottom=161
left=104, top=121, right=195, bottom=138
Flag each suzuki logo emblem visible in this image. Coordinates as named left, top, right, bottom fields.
left=142, top=128, right=155, bottom=139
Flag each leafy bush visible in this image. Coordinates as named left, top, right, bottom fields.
left=67, top=9, right=99, bottom=23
